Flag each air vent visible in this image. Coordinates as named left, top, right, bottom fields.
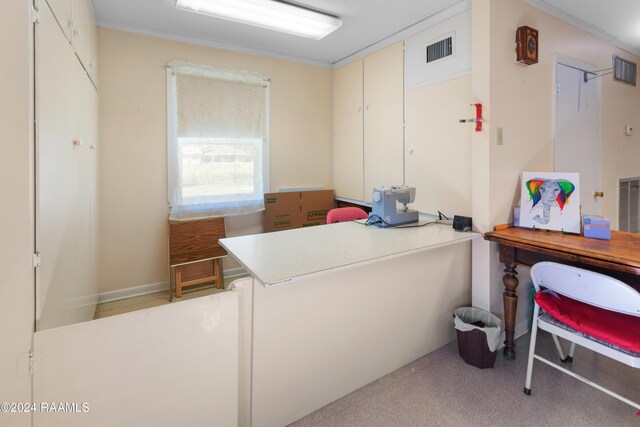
left=619, top=177, right=640, bottom=233
left=613, top=56, right=637, bottom=86
left=426, top=36, right=453, bottom=64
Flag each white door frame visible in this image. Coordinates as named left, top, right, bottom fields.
left=552, top=54, right=603, bottom=212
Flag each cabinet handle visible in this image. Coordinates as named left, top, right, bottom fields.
left=593, top=191, right=604, bottom=198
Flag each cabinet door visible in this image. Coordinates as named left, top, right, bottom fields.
left=86, top=11, right=99, bottom=86
left=36, top=3, right=98, bottom=330
left=333, top=59, right=364, bottom=201
left=45, top=0, right=72, bottom=41
left=70, top=0, right=92, bottom=72
left=363, top=42, right=404, bottom=203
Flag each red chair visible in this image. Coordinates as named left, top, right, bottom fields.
left=326, top=207, right=368, bottom=224
left=525, top=261, right=640, bottom=413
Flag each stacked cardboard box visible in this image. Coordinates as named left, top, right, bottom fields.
left=264, top=190, right=335, bottom=233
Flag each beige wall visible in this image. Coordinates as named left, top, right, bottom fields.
left=472, top=0, right=640, bottom=330
left=406, top=75, right=472, bottom=216
left=0, top=0, right=34, bottom=423
left=98, top=29, right=333, bottom=293
left=489, top=0, right=640, bottom=230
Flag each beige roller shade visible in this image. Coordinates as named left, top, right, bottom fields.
left=176, top=74, right=265, bottom=139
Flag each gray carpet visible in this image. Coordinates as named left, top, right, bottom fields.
left=289, top=332, right=640, bottom=426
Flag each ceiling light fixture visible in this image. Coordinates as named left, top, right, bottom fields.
left=175, top=0, right=342, bottom=40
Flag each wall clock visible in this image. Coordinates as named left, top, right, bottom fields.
left=516, top=26, right=539, bottom=65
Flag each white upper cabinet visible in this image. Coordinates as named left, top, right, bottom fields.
left=333, top=42, right=404, bottom=204
left=71, top=0, right=98, bottom=85
left=333, top=59, right=364, bottom=202
left=44, top=0, right=98, bottom=87
left=363, top=42, right=404, bottom=203
left=45, top=0, right=73, bottom=41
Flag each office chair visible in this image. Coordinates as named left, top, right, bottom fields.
left=326, top=207, right=368, bottom=224
left=525, top=262, right=640, bottom=413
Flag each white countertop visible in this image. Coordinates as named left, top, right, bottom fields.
left=220, top=218, right=479, bottom=286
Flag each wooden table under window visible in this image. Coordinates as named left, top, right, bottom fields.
left=484, top=226, right=640, bottom=361
left=168, top=217, right=227, bottom=299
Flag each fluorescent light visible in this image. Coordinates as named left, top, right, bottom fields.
left=176, top=0, right=342, bottom=40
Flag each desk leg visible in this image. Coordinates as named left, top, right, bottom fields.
left=501, top=246, right=519, bottom=360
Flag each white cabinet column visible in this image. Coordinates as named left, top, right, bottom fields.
left=333, top=59, right=364, bottom=201
left=363, top=41, right=404, bottom=203
left=333, top=42, right=404, bottom=204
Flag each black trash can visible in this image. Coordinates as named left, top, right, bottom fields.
left=453, top=307, right=502, bottom=369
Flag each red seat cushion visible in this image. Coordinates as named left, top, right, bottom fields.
left=327, top=207, right=368, bottom=224
left=534, top=290, right=640, bottom=353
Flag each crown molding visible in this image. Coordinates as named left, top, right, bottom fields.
left=96, top=21, right=333, bottom=68
left=524, top=0, right=640, bottom=58
left=332, top=0, right=471, bottom=68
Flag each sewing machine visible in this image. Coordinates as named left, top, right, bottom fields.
left=370, top=186, right=419, bottom=227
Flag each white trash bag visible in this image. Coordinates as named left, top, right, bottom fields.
left=453, top=307, right=502, bottom=352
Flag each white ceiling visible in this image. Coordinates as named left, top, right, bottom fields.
left=91, top=0, right=463, bottom=66
left=533, top=0, right=640, bottom=56
left=92, top=0, right=640, bottom=66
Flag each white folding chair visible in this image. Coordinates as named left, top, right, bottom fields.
left=524, top=262, right=640, bottom=412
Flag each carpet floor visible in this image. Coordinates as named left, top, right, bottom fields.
left=289, top=331, right=640, bottom=427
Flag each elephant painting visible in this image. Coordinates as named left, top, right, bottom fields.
left=525, top=178, right=576, bottom=225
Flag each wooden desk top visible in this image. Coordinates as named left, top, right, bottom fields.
left=484, top=227, right=640, bottom=274
left=169, top=217, right=226, bottom=266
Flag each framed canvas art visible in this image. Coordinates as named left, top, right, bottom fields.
left=520, top=172, right=580, bottom=233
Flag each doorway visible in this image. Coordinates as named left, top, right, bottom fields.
left=555, top=60, right=602, bottom=215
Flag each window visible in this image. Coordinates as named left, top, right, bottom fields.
left=167, top=63, right=270, bottom=220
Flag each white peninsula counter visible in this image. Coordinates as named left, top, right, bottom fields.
left=221, top=219, right=478, bottom=427
left=221, top=219, right=477, bottom=286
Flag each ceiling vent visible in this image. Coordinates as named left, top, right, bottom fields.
left=619, top=177, right=639, bottom=233
left=613, top=56, right=636, bottom=86
left=426, top=35, right=453, bottom=64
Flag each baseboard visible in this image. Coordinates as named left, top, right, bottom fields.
left=97, top=267, right=248, bottom=304
left=97, top=281, right=169, bottom=304
left=223, top=267, right=249, bottom=280
left=514, top=319, right=530, bottom=340
left=224, top=267, right=251, bottom=281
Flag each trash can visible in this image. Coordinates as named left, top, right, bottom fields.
left=453, top=307, right=502, bottom=369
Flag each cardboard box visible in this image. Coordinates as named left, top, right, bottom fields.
left=264, top=192, right=302, bottom=232
left=301, top=190, right=334, bottom=227
left=264, top=190, right=335, bottom=233
left=583, top=215, right=611, bottom=240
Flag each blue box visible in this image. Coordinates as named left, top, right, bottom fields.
left=583, top=216, right=611, bottom=240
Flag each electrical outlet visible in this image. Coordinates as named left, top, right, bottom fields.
left=497, top=127, right=504, bottom=145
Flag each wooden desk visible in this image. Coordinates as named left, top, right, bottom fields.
left=484, top=226, right=640, bottom=361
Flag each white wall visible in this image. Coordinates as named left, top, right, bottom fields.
left=33, top=292, right=239, bottom=427
left=0, top=0, right=34, bottom=425
left=406, top=76, right=472, bottom=216
left=405, top=10, right=472, bottom=218
left=405, top=9, right=471, bottom=89
left=248, top=241, right=471, bottom=427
